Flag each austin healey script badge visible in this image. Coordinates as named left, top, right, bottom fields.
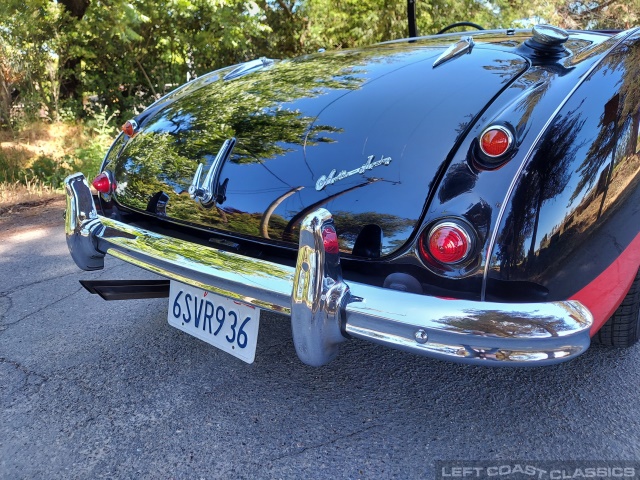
left=315, top=154, right=392, bottom=191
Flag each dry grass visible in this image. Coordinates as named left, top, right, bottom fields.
left=0, top=195, right=65, bottom=229
left=0, top=180, right=63, bottom=216
left=0, top=122, right=89, bottom=212
left=0, top=122, right=87, bottom=169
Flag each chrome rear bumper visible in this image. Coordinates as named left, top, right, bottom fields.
left=65, top=173, right=593, bottom=366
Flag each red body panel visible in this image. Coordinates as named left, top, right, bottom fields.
left=570, top=233, right=640, bottom=335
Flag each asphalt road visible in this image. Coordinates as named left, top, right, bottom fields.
left=1, top=199, right=639, bottom=479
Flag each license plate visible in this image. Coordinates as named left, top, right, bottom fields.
left=167, top=281, right=260, bottom=363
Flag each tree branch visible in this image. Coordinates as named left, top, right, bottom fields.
left=134, top=57, right=157, bottom=97
left=275, top=0, right=294, bottom=18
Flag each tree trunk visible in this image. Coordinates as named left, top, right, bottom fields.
left=0, top=71, right=12, bottom=128
left=57, top=0, right=91, bottom=101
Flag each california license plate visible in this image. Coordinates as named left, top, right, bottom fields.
left=168, top=281, right=260, bottom=363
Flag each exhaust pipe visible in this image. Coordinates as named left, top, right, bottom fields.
left=80, top=280, right=170, bottom=301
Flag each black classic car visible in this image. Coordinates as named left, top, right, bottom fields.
left=64, top=23, right=640, bottom=366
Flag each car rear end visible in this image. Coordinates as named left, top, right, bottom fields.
left=65, top=27, right=640, bottom=366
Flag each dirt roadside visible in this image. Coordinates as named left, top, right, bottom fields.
left=0, top=196, right=66, bottom=235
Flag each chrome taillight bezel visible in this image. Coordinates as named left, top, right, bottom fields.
left=479, top=125, right=514, bottom=158
left=416, top=218, right=479, bottom=274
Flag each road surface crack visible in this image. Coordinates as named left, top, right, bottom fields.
left=0, top=286, right=84, bottom=331
left=0, top=260, right=129, bottom=298
left=0, top=294, right=14, bottom=325
left=268, top=424, right=380, bottom=463
left=0, top=357, right=48, bottom=407
left=0, top=262, right=134, bottom=333
left=0, top=357, right=48, bottom=381
left=0, top=270, right=82, bottom=297
left=0, top=356, right=49, bottom=401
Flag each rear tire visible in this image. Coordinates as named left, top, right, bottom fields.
left=594, top=268, right=640, bottom=347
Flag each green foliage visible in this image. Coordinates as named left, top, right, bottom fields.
left=72, top=0, right=278, bottom=117
left=0, top=150, right=71, bottom=188
left=0, top=0, right=633, bottom=199
left=70, top=105, right=120, bottom=181
left=71, top=143, right=105, bottom=182
left=0, top=105, right=119, bottom=190
left=0, top=0, right=635, bottom=193
left=1, top=0, right=634, bottom=129
left=0, top=149, right=24, bottom=183
left=25, top=155, right=71, bottom=187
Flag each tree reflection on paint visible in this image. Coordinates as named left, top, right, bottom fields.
left=113, top=50, right=378, bottom=232
left=495, top=41, right=640, bottom=285
left=438, top=309, right=572, bottom=338
left=496, top=111, right=585, bottom=277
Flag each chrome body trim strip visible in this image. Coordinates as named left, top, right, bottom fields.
left=223, top=57, right=274, bottom=81
left=65, top=173, right=593, bottom=366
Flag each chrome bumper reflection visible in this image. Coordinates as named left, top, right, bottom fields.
left=65, top=173, right=593, bottom=367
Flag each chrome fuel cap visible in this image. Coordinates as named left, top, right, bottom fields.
left=532, top=24, right=569, bottom=46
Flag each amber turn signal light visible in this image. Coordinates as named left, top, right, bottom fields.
left=122, top=119, right=138, bottom=137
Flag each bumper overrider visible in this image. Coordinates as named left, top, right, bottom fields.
left=65, top=173, right=593, bottom=366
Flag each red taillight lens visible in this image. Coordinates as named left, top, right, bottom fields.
left=122, top=119, right=138, bottom=137
left=420, top=222, right=471, bottom=265
left=480, top=127, right=512, bottom=157
left=322, top=225, right=339, bottom=254
left=92, top=172, right=112, bottom=194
